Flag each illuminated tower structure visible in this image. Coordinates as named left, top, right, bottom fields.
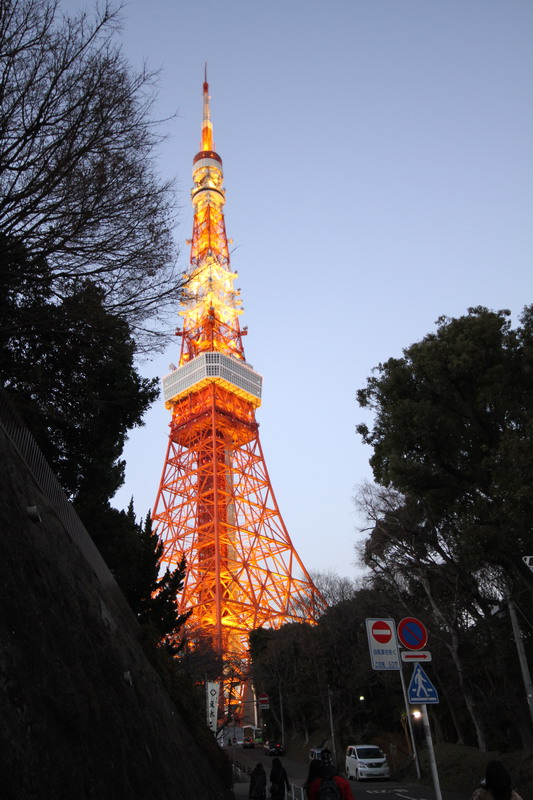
left=152, top=77, right=323, bottom=666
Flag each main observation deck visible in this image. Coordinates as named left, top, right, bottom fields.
left=162, top=352, right=263, bottom=409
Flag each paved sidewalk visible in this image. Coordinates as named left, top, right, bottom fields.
left=228, top=751, right=471, bottom=800
left=231, top=773, right=471, bottom=800
left=231, top=773, right=250, bottom=798
left=231, top=776, right=470, bottom=800
left=232, top=772, right=307, bottom=799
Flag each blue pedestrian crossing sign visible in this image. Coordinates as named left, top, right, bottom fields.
left=408, top=663, right=439, bottom=704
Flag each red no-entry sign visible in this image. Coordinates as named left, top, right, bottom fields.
left=372, top=619, right=393, bottom=643
left=365, top=618, right=400, bottom=671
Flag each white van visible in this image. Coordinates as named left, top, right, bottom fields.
left=345, top=744, right=390, bottom=781
left=309, top=746, right=326, bottom=762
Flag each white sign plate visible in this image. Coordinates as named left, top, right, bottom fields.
left=365, top=618, right=401, bottom=671
left=401, top=650, right=432, bottom=663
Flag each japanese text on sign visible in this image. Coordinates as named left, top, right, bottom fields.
left=206, top=681, right=220, bottom=732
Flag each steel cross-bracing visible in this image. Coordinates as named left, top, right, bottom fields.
left=152, top=76, right=324, bottom=674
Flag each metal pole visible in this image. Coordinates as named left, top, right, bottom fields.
left=327, top=686, right=337, bottom=766
left=507, top=594, right=533, bottom=726
left=253, top=686, right=258, bottom=730
left=421, top=704, right=442, bottom=800
left=399, top=667, right=421, bottom=779
left=279, top=686, right=284, bottom=746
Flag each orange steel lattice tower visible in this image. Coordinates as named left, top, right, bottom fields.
left=152, top=77, right=323, bottom=663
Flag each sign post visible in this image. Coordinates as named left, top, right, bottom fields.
left=421, top=704, right=443, bottom=800
left=404, top=635, right=442, bottom=800
left=258, top=692, right=269, bottom=710
left=398, top=666, right=421, bottom=780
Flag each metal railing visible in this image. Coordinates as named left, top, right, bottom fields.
left=231, top=757, right=306, bottom=799
left=288, top=784, right=306, bottom=799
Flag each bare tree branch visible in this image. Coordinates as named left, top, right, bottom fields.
left=0, top=0, right=185, bottom=349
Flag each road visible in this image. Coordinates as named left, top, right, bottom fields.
left=228, top=745, right=470, bottom=800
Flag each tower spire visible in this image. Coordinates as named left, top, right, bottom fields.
left=201, top=64, right=213, bottom=152
left=182, top=75, right=243, bottom=364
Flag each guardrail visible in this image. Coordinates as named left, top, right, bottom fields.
left=288, top=785, right=306, bottom=799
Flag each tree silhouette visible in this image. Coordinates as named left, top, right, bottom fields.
left=0, top=0, right=185, bottom=346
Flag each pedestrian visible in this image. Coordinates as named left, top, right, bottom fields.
left=269, top=756, right=290, bottom=800
left=472, top=760, right=523, bottom=800
left=307, top=749, right=353, bottom=799
left=303, top=758, right=322, bottom=798
left=249, top=762, right=267, bottom=800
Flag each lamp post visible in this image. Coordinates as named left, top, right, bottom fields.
left=399, top=667, right=421, bottom=779
left=327, top=686, right=337, bottom=766
left=506, top=591, right=533, bottom=727
left=278, top=685, right=285, bottom=748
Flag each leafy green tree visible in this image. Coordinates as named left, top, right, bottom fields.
left=0, top=236, right=158, bottom=501
left=356, top=306, right=533, bottom=590
left=249, top=588, right=407, bottom=752
left=356, top=483, right=493, bottom=748
left=316, top=587, right=410, bottom=745
left=250, top=624, right=321, bottom=741
left=355, top=307, right=533, bottom=751
left=0, top=234, right=188, bottom=644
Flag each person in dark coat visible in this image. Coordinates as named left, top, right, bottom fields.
left=249, top=762, right=267, bottom=800
left=269, top=756, right=290, bottom=800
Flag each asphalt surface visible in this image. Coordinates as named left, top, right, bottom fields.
left=227, top=745, right=471, bottom=800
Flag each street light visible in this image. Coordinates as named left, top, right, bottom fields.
left=327, top=686, right=336, bottom=766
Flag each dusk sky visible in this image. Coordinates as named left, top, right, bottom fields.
left=65, top=0, right=532, bottom=579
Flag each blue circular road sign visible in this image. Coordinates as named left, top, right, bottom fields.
left=397, top=617, right=428, bottom=650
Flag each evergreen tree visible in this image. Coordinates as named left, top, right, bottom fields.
left=133, top=512, right=192, bottom=654
left=355, top=306, right=533, bottom=750
left=0, top=235, right=159, bottom=502
left=356, top=306, right=533, bottom=589
left=81, top=502, right=191, bottom=651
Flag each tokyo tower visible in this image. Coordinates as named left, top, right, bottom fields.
left=152, top=76, right=323, bottom=665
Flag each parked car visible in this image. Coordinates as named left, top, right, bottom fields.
left=264, top=741, right=285, bottom=756
left=309, top=746, right=326, bottom=762
left=345, top=744, right=390, bottom=781
left=242, top=738, right=255, bottom=749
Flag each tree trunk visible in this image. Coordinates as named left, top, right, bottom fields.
left=432, top=666, right=466, bottom=745
left=419, top=574, right=489, bottom=751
